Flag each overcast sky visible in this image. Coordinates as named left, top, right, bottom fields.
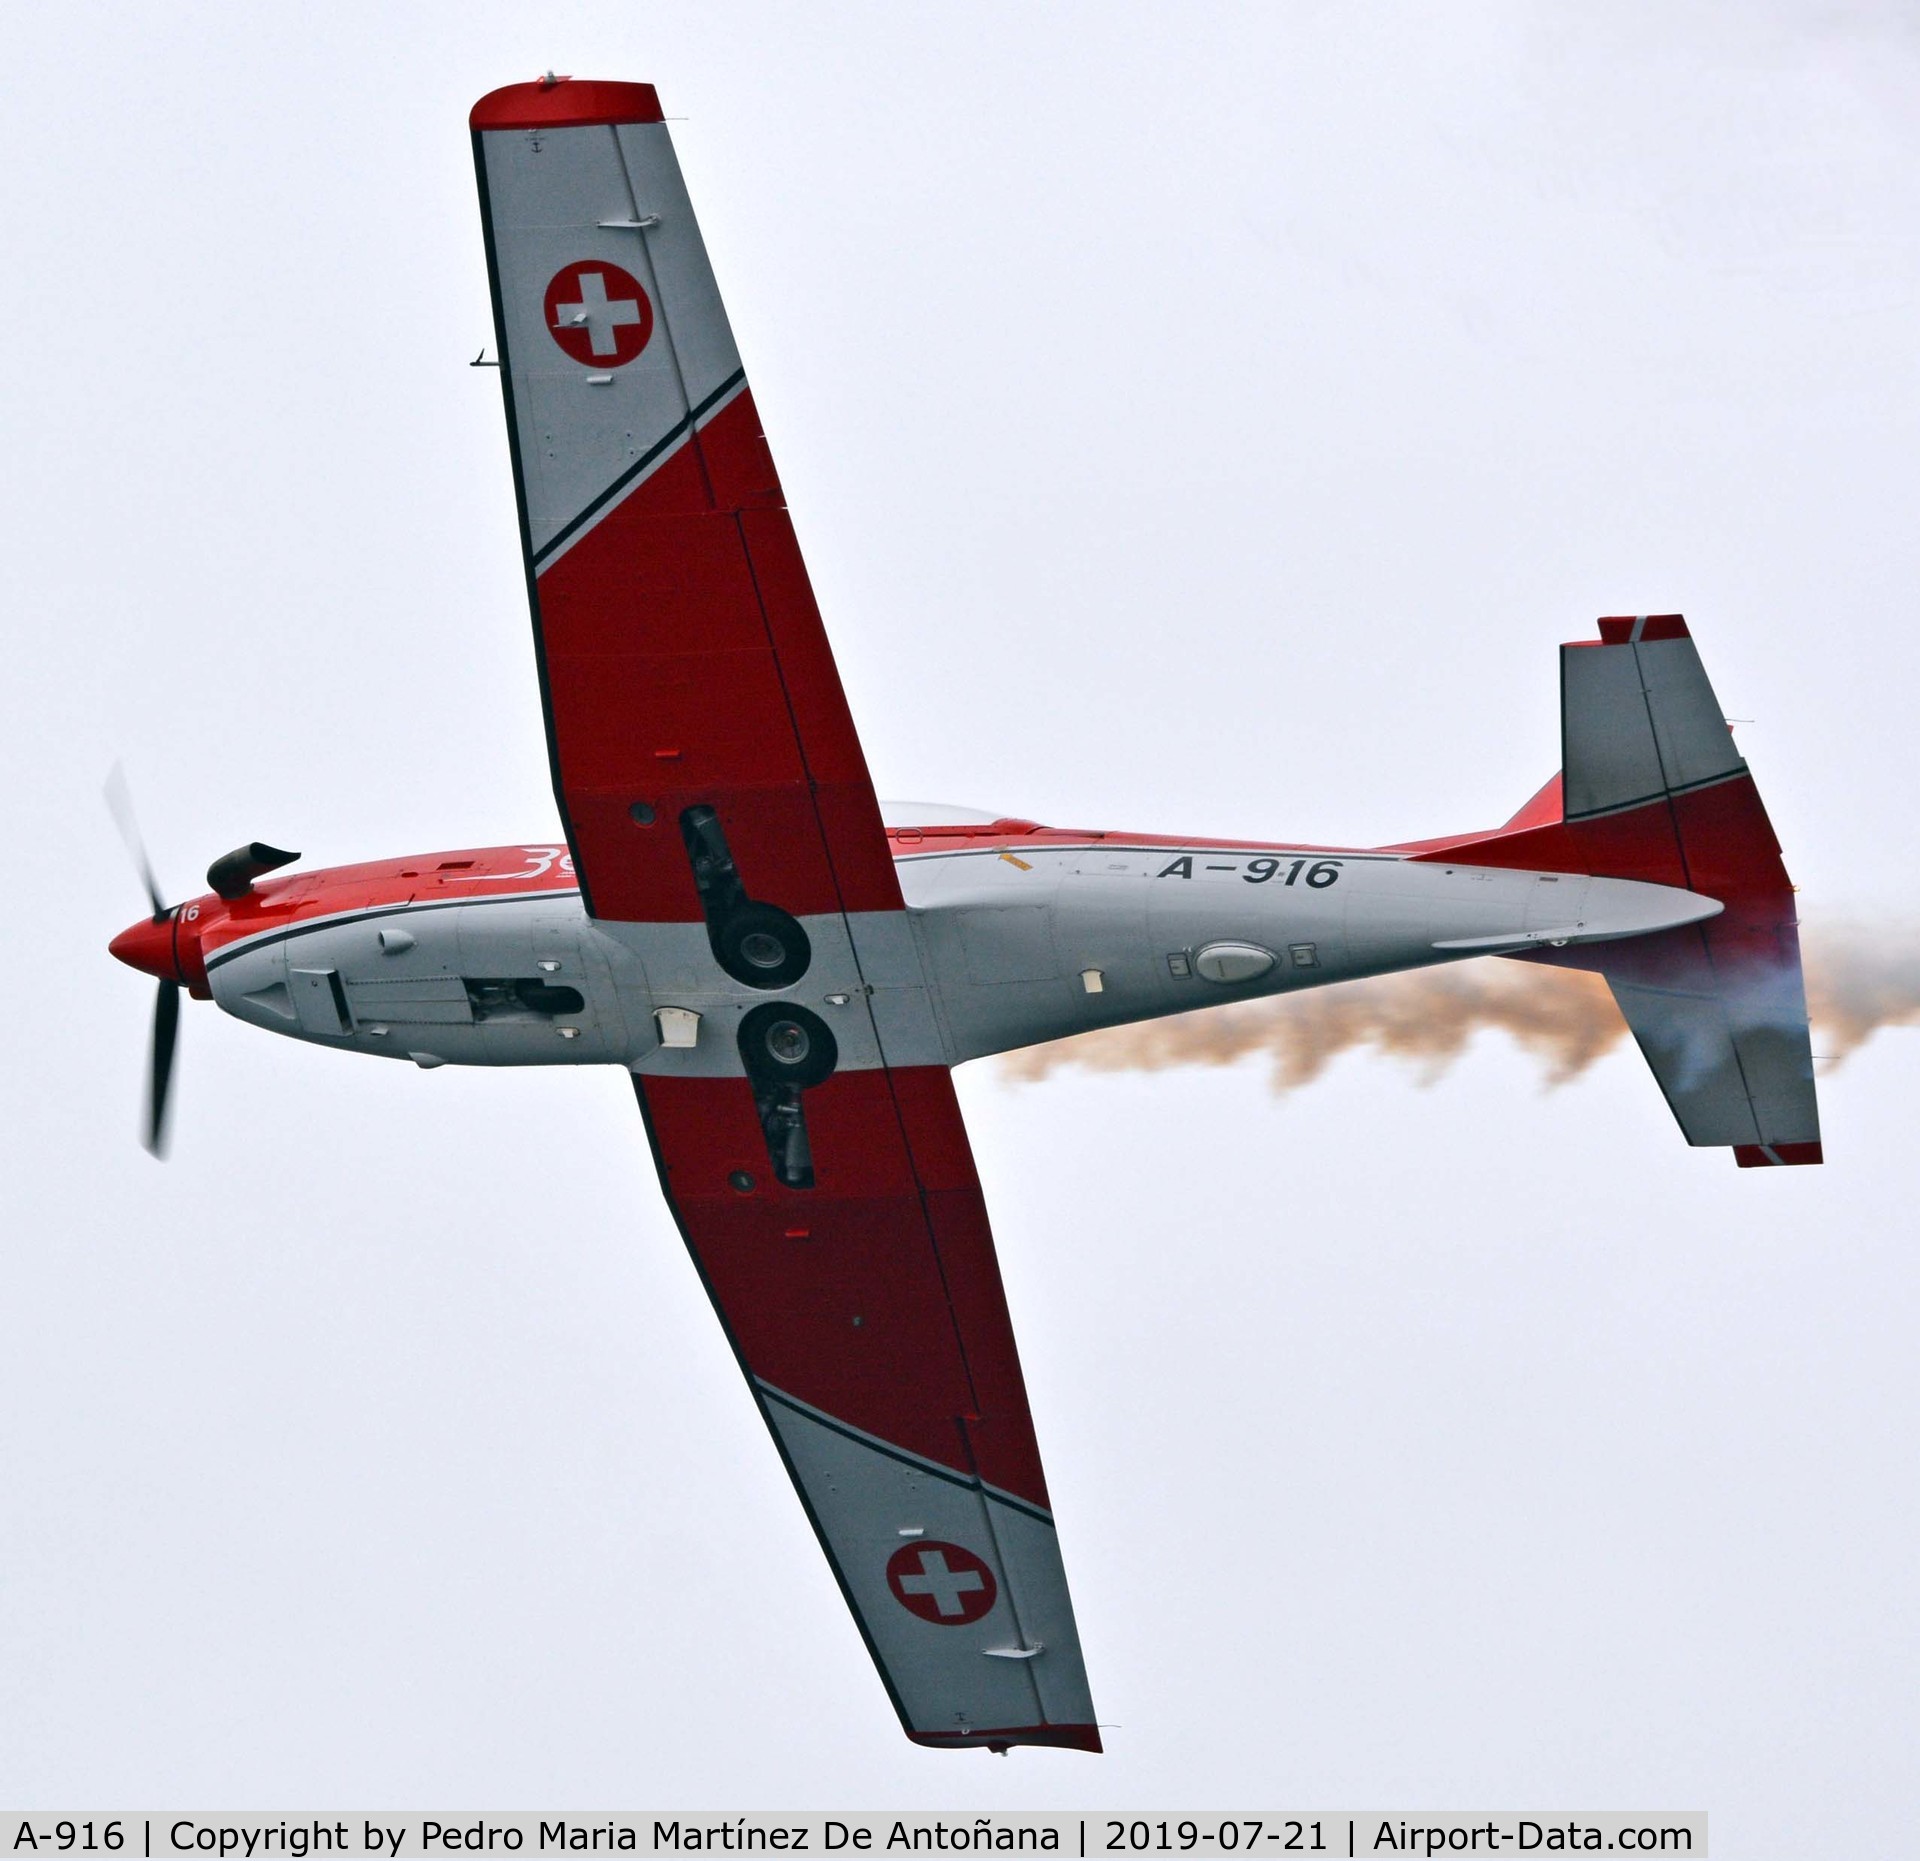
left=2, top=0, right=1916, bottom=1845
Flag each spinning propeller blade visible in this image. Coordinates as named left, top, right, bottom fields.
left=145, top=979, right=181, bottom=1158
left=104, top=762, right=168, bottom=922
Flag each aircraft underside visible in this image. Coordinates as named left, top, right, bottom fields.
left=106, top=73, right=1821, bottom=1755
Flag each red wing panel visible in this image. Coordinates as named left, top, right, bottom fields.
left=634, top=1064, right=1098, bottom=1749
left=637, top=1066, right=1049, bottom=1507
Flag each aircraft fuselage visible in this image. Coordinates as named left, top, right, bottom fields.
left=113, top=820, right=1719, bottom=1076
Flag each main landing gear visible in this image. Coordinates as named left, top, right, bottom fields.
left=680, top=804, right=835, bottom=1189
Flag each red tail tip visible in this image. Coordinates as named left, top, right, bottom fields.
left=1597, top=614, right=1690, bottom=644
left=1734, top=1142, right=1824, bottom=1168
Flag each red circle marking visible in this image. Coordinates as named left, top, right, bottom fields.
left=885, top=1540, right=997, bottom=1626
left=543, top=261, right=654, bottom=367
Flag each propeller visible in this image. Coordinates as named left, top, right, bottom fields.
left=147, top=973, right=181, bottom=1157
left=106, top=772, right=302, bottom=1158
left=104, top=762, right=168, bottom=924
left=104, top=765, right=181, bottom=1158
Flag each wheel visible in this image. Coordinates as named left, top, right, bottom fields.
left=737, top=1002, right=838, bottom=1090
left=714, top=900, right=811, bottom=989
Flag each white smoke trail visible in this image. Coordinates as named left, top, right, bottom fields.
left=999, top=926, right=1919, bottom=1094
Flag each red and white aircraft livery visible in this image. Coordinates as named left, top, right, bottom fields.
left=108, top=77, right=1822, bottom=1756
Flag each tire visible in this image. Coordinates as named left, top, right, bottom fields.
left=714, top=901, right=811, bottom=989
left=737, top=1002, right=838, bottom=1091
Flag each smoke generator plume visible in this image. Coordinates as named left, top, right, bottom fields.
left=1000, top=926, right=1919, bottom=1094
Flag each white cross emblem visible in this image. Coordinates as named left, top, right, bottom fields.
left=552, top=269, right=645, bottom=357
left=896, top=1548, right=986, bottom=1618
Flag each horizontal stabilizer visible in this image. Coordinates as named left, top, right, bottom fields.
left=1563, top=614, right=1749, bottom=821
left=1403, top=616, right=1821, bottom=1165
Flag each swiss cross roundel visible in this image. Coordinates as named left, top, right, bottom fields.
left=543, top=261, right=654, bottom=366
left=885, top=1540, right=998, bottom=1625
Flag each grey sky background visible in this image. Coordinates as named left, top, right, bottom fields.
left=1, top=0, right=1915, bottom=1845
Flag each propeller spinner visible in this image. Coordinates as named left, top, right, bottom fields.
left=104, top=770, right=296, bottom=1157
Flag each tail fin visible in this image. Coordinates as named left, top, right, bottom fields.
left=1408, top=616, right=1821, bottom=1167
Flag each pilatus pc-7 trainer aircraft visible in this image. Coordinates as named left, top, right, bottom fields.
left=110, top=78, right=1820, bottom=1754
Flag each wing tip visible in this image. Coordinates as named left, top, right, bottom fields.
left=471, top=77, right=664, bottom=132
left=908, top=1723, right=1104, bottom=1755
left=1734, top=1140, right=1825, bottom=1168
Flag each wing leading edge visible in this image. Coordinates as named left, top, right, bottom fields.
left=471, top=77, right=1098, bottom=1750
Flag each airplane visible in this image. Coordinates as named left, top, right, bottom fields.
left=108, top=76, right=1820, bottom=1756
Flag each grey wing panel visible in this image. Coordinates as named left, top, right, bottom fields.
left=762, top=1390, right=1098, bottom=1745
left=477, top=119, right=745, bottom=560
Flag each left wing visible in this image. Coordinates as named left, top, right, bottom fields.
left=470, top=78, right=1100, bottom=1750
left=469, top=78, right=898, bottom=929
